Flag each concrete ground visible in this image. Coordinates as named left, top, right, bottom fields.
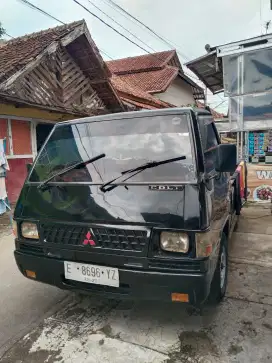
left=0, top=204, right=272, bottom=363
left=0, top=222, right=68, bottom=358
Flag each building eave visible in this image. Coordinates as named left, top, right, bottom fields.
left=0, top=92, right=88, bottom=116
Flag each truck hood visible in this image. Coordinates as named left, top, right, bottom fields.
left=15, top=184, right=201, bottom=230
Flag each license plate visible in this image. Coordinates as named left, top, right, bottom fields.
left=64, top=261, right=119, bottom=287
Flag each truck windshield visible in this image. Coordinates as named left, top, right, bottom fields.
left=29, top=113, right=196, bottom=184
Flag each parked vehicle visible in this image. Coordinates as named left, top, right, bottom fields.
left=13, top=108, right=242, bottom=306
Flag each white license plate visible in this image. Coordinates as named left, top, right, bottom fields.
left=64, top=261, right=119, bottom=287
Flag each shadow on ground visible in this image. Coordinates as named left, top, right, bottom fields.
left=1, top=204, right=272, bottom=363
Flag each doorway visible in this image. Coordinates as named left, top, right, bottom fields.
left=36, top=123, right=54, bottom=152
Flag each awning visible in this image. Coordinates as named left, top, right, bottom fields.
left=186, top=32, right=272, bottom=95
left=186, top=51, right=223, bottom=94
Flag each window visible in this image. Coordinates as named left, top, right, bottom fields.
left=199, top=118, right=219, bottom=173
left=30, top=114, right=197, bottom=183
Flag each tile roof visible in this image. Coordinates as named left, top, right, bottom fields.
left=121, top=98, right=159, bottom=110
left=107, top=50, right=204, bottom=105
left=0, top=20, right=83, bottom=84
left=107, top=50, right=175, bottom=74
left=106, top=50, right=180, bottom=108
left=111, top=75, right=170, bottom=109
left=115, top=66, right=179, bottom=93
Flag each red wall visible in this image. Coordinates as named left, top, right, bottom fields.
left=12, top=120, right=32, bottom=155
left=6, top=158, right=33, bottom=204
left=1, top=118, right=33, bottom=204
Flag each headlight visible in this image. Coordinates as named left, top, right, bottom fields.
left=160, top=232, right=189, bottom=253
left=21, top=222, right=39, bottom=239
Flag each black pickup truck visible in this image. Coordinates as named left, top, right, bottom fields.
left=13, top=108, right=242, bottom=306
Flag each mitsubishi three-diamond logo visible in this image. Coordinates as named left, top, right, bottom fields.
left=83, top=231, right=96, bottom=246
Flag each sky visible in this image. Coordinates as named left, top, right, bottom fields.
left=0, top=0, right=271, bottom=114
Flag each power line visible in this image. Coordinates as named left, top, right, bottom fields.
left=102, top=0, right=194, bottom=61
left=72, top=0, right=160, bottom=56
left=16, top=0, right=206, bottom=95
left=213, top=100, right=227, bottom=109
left=17, top=0, right=65, bottom=25
left=98, top=0, right=209, bottom=88
left=99, top=48, right=114, bottom=60
left=73, top=0, right=206, bottom=93
left=72, top=1, right=199, bottom=105
left=3, top=31, right=15, bottom=39
left=208, top=100, right=227, bottom=105
left=13, top=0, right=163, bottom=101
left=16, top=0, right=114, bottom=59
left=17, top=0, right=205, bottom=92
left=101, top=0, right=219, bottom=95
left=74, top=0, right=204, bottom=88
left=86, top=0, right=156, bottom=53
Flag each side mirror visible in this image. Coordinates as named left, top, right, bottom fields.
left=215, top=144, right=237, bottom=172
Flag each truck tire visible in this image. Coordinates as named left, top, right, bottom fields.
left=209, top=233, right=228, bottom=304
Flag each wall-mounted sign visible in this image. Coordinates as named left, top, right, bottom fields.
left=247, top=164, right=272, bottom=201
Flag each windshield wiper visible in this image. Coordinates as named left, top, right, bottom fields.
left=100, top=155, right=186, bottom=193
left=37, top=153, right=106, bottom=191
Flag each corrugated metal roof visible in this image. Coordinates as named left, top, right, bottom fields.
left=186, top=51, right=224, bottom=94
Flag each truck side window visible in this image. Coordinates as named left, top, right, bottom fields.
left=202, top=123, right=219, bottom=173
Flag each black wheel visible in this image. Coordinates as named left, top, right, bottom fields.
left=209, top=233, right=228, bottom=304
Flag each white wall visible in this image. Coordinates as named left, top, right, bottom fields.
left=154, top=76, right=195, bottom=106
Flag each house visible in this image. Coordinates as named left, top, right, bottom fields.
left=110, top=74, right=170, bottom=110
left=0, top=20, right=124, bottom=203
left=107, top=50, right=205, bottom=108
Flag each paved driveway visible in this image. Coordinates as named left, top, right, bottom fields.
left=1, top=291, right=271, bottom=363
left=1, top=205, right=272, bottom=363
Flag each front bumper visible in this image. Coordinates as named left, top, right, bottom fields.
left=14, top=250, right=213, bottom=305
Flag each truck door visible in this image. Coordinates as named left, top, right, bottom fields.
left=199, top=115, right=230, bottom=252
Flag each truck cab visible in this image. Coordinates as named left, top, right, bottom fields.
left=13, top=108, right=240, bottom=306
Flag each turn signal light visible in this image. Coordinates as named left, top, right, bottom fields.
left=25, top=270, right=36, bottom=279
left=171, top=293, right=189, bottom=303
left=12, top=220, right=18, bottom=238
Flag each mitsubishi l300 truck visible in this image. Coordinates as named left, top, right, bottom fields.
left=13, top=108, right=242, bottom=306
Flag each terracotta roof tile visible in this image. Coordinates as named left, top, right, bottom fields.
left=116, top=66, right=179, bottom=93
left=107, top=50, right=204, bottom=105
left=111, top=75, right=169, bottom=109
left=0, top=20, right=84, bottom=84
left=107, top=50, right=175, bottom=74
left=121, top=98, right=158, bottom=110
